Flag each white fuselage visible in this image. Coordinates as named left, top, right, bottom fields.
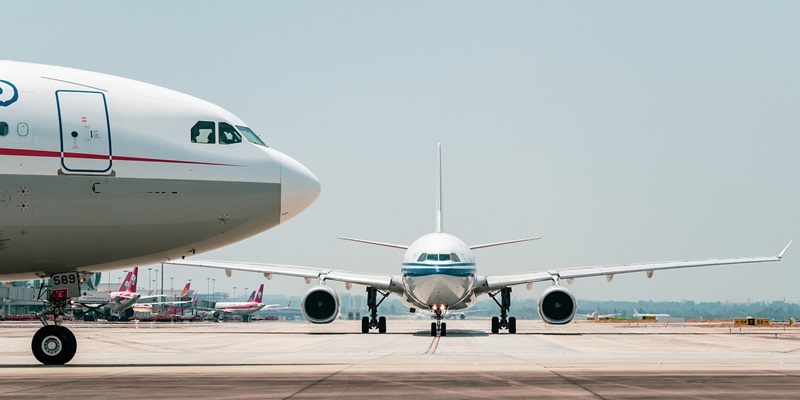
left=0, top=61, right=319, bottom=280
left=399, top=233, right=478, bottom=311
left=106, top=291, right=141, bottom=312
left=214, top=301, right=267, bottom=316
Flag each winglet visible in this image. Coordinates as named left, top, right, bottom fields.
left=778, top=241, right=792, bottom=259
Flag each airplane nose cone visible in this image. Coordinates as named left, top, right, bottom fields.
left=280, top=153, right=321, bottom=224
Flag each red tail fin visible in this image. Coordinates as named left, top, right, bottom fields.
left=180, top=282, right=191, bottom=298
left=118, top=267, right=139, bottom=293
left=254, top=284, right=264, bottom=304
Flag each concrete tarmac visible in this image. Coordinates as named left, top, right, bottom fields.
left=2, top=319, right=800, bottom=399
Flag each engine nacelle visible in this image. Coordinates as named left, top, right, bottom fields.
left=301, top=285, right=340, bottom=324
left=537, top=285, right=577, bottom=325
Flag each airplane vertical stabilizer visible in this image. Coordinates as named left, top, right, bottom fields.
left=435, top=143, right=443, bottom=233
left=254, top=284, right=264, bottom=304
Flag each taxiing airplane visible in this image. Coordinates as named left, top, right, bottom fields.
left=170, top=144, right=790, bottom=337
left=633, top=309, right=670, bottom=319
left=0, top=61, right=320, bottom=364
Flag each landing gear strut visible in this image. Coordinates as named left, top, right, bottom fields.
left=488, top=287, right=516, bottom=334
left=361, top=286, right=389, bottom=333
left=32, top=284, right=77, bottom=365
left=430, top=307, right=447, bottom=337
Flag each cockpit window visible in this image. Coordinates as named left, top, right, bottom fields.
left=423, top=254, right=455, bottom=262
left=219, top=122, right=243, bottom=145
left=236, top=125, right=267, bottom=147
left=191, top=121, right=215, bottom=144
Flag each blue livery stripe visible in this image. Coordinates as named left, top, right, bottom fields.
left=401, top=266, right=476, bottom=277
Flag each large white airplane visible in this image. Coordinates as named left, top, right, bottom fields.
left=0, top=61, right=320, bottom=364
left=170, top=144, right=790, bottom=337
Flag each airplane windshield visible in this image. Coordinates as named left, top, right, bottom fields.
left=236, top=125, right=267, bottom=147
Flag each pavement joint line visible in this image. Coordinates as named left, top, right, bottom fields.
left=549, top=370, right=608, bottom=400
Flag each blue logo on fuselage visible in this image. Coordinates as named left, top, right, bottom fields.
left=0, top=80, right=19, bottom=107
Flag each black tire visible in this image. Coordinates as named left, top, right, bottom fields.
left=361, top=316, right=370, bottom=333
left=491, top=316, right=500, bottom=334
left=431, top=322, right=437, bottom=337
left=441, top=322, right=447, bottom=337
left=508, top=317, right=517, bottom=334
left=378, top=316, right=387, bottom=334
left=31, top=325, right=76, bottom=365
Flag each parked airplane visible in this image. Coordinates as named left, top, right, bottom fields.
left=72, top=267, right=141, bottom=321
left=135, top=281, right=195, bottom=307
left=0, top=61, right=320, bottom=364
left=633, top=309, right=670, bottom=319
left=170, top=145, right=790, bottom=337
left=205, top=283, right=274, bottom=320
left=580, top=310, right=622, bottom=320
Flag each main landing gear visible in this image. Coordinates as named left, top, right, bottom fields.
left=361, top=286, right=389, bottom=334
left=488, top=287, right=516, bottom=334
left=430, top=306, right=447, bottom=337
left=32, top=286, right=77, bottom=365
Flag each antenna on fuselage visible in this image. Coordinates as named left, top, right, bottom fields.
left=436, top=143, right=443, bottom=233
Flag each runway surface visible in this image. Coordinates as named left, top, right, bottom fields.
left=2, top=319, right=800, bottom=399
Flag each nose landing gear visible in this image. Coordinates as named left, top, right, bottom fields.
left=430, top=306, right=447, bottom=337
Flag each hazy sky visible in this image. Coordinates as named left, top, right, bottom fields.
left=5, top=2, right=798, bottom=303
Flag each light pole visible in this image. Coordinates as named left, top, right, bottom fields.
left=148, top=268, right=153, bottom=292
left=233, top=286, right=237, bottom=300
left=154, top=269, right=159, bottom=296
left=244, top=287, right=248, bottom=301
left=207, top=278, right=210, bottom=302
left=212, top=278, right=216, bottom=302
left=171, top=277, right=174, bottom=298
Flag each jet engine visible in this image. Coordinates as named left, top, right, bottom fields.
left=301, top=285, right=340, bottom=324
left=537, top=285, right=577, bottom=325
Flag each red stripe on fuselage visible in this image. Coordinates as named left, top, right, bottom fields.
left=0, top=147, right=237, bottom=166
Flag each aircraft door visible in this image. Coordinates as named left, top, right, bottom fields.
left=56, top=90, right=112, bottom=174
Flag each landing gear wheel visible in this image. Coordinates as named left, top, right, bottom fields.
left=491, top=316, right=500, bottom=334
left=31, top=325, right=76, bottom=365
left=440, top=322, right=447, bottom=337
left=431, top=322, right=437, bottom=337
left=365, top=286, right=390, bottom=334
left=508, top=317, right=517, bottom=334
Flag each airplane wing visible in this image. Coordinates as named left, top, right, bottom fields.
left=480, top=242, right=791, bottom=292
left=166, top=260, right=396, bottom=291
